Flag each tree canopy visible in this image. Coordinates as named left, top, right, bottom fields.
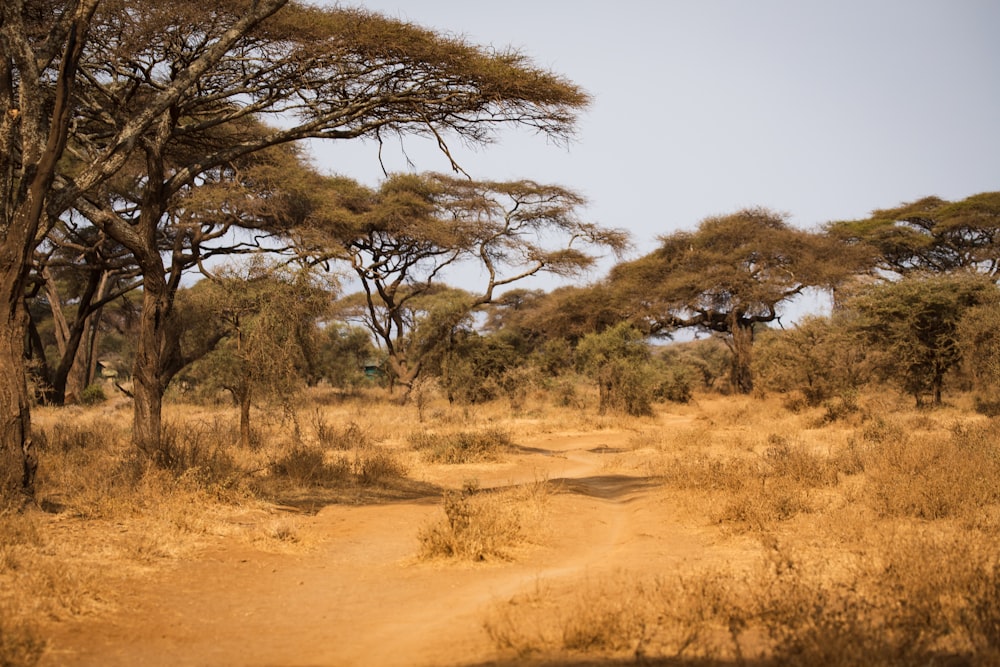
left=297, top=172, right=628, bottom=389
left=826, top=192, right=1000, bottom=278
left=610, top=208, right=849, bottom=393
left=1, top=0, right=592, bottom=497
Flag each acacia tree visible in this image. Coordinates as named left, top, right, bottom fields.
left=29, top=217, right=139, bottom=404
left=848, top=273, right=998, bottom=407
left=181, top=263, right=333, bottom=449
left=0, top=0, right=291, bottom=500
left=299, top=172, right=629, bottom=391
left=826, top=192, right=1000, bottom=279
left=610, top=208, right=850, bottom=394
left=53, top=1, right=591, bottom=462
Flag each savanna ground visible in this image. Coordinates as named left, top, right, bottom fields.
left=2, top=383, right=999, bottom=667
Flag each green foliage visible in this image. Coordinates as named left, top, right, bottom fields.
left=957, top=300, right=1000, bottom=414
left=576, top=322, right=656, bottom=415
left=847, top=274, right=998, bottom=406
left=437, top=330, right=527, bottom=405
left=658, top=337, right=731, bottom=391
left=754, top=315, right=870, bottom=405
left=315, top=324, right=376, bottom=392
left=78, top=384, right=106, bottom=406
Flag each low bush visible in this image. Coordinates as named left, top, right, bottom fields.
left=271, top=445, right=350, bottom=485
left=78, top=384, right=107, bottom=406
left=418, top=480, right=548, bottom=561
left=409, top=428, right=513, bottom=464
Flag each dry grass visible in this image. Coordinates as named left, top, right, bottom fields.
left=486, top=534, right=1000, bottom=665
left=408, top=427, right=514, bottom=464
left=485, top=389, right=1000, bottom=666
left=4, top=384, right=1000, bottom=666
left=418, top=478, right=550, bottom=561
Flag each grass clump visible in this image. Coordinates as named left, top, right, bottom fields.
left=409, top=427, right=513, bottom=464
left=418, top=480, right=548, bottom=561
left=0, top=609, right=45, bottom=667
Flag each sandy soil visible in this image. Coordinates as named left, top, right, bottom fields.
left=37, top=428, right=756, bottom=666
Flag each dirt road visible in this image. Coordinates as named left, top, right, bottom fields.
left=39, top=430, right=734, bottom=666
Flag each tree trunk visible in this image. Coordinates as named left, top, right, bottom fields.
left=239, top=388, right=252, bottom=449
left=0, top=283, right=37, bottom=504
left=730, top=320, right=755, bottom=394
left=132, top=271, right=173, bottom=460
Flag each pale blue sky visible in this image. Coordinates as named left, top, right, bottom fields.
left=311, top=1, right=1000, bottom=299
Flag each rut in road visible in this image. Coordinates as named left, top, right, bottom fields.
left=40, top=431, right=714, bottom=667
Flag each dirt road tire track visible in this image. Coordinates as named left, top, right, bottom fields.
left=39, top=430, right=713, bottom=666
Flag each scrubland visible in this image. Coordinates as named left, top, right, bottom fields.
left=1, top=384, right=998, bottom=666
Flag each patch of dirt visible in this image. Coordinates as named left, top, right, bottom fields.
left=38, top=427, right=756, bottom=666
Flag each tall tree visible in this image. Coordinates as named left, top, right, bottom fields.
left=65, top=2, right=591, bottom=461
left=826, top=192, right=1000, bottom=279
left=611, top=208, right=849, bottom=394
left=1, top=0, right=102, bottom=502
left=299, top=172, right=628, bottom=390
left=0, top=0, right=290, bottom=500
left=5, top=0, right=588, bottom=470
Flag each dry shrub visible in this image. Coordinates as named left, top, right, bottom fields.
left=861, top=418, right=1000, bottom=520
left=418, top=480, right=548, bottom=561
left=486, top=534, right=1000, bottom=666
left=409, top=427, right=513, bottom=464
left=751, top=535, right=1000, bottom=666
left=271, top=445, right=350, bottom=485
left=653, top=437, right=837, bottom=530
left=352, top=445, right=408, bottom=485
left=270, top=442, right=406, bottom=487
left=310, top=413, right=370, bottom=451
left=0, top=609, right=45, bottom=667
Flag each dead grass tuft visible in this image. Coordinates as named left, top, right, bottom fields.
left=409, top=427, right=513, bottom=464
left=418, top=479, right=548, bottom=561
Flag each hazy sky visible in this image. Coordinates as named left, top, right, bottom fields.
left=310, top=1, right=1000, bottom=290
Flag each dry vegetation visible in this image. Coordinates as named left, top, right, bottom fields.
left=2, top=384, right=1000, bottom=666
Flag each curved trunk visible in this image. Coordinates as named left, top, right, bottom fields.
left=0, top=282, right=37, bottom=504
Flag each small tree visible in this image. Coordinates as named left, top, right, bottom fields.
left=182, top=263, right=334, bottom=448
left=576, top=322, right=655, bottom=416
left=847, top=273, right=997, bottom=406
left=754, top=315, right=870, bottom=405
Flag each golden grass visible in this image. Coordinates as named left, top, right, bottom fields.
left=3, top=385, right=999, bottom=666
left=417, top=478, right=550, bottom=562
